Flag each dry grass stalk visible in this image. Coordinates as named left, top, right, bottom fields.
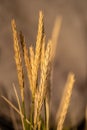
left=2, top=10, right=76, bottom=130
left=1, top=94, right=33, bottom=128
left=39, top=40, right=52, bottom=112
left=56, top=73, right=75, bottom=130
left=19, top=32, right=33, bottom=95
left=11, top=20, right=24, bottom=102
left=40, top=36, right=50, bottom=130
left=33, top=40, right=52, bottom=129
left=8, top=93, right=19, bottom=130
left=13, top=85, right=25, bottom=130
left=32, top=11, right=44, bottom=93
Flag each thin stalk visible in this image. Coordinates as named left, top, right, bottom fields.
left=44, top=99, right=49, bottom=130
left=30, top=98, right=34, bottom=130
left=22, top=101, right=29, bottom=130
left=1, top=95, right=33, bottom=128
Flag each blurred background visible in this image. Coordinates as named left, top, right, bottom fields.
left=0, top=0, right=87, bottom=129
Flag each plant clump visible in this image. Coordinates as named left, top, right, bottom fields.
left=1, top=11, right=75, bottom=130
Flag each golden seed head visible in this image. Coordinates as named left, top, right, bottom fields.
left=56, top=73, right=75, bottom=130
left=11, top=19, right=24, bottom=102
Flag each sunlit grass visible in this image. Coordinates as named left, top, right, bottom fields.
left=1, top=11, right=76, bottom=130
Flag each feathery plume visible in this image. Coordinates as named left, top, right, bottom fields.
left=32, top=11, right=44, bottom=92
left=29, top=46, right=35, bottom=95
left=34, top=40, right=52, bottom=128
left=19, top=32, right=34, bottom=95
left=56, top=73, right=75, bottom=130
left=11, top=20, right=24, bottom=102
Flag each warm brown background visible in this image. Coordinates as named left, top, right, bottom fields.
left=0, top=0, right=87, bottom=128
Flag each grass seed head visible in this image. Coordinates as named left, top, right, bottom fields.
left=11, top=19, right=24, bottom=102
left=56, top=73, right=75, bottom=130
left=32, top=11, right=44, bottom=91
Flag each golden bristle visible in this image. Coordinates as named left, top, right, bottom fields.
left=19, top=32, right=33, bottom=95
left=23, top=44, right=33, bottom=93
left=11, top=19, right=24, bottom=102
left=33, top=40, right=52, bottom=128
left=32, top=11, right=44, bottom=91
left=56, top=73, right=75, bottom=130
left=39, top=40, right=52, bottom=103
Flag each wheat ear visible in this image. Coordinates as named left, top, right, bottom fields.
left=11, top=20, right=24, bottom=102
left=34, top=40, right=52, bottom=128
left=19, top=32, right=35, bottom=96
left=56, top=73, right=75, bottom=130
left=32, top=11, right=44, bottom=92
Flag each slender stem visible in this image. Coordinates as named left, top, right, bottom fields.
left=22, top=101, right=29, bottom=130
left=30, top=98, right=34, bottom=130
left=44, top=98, right=50, bottom=130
